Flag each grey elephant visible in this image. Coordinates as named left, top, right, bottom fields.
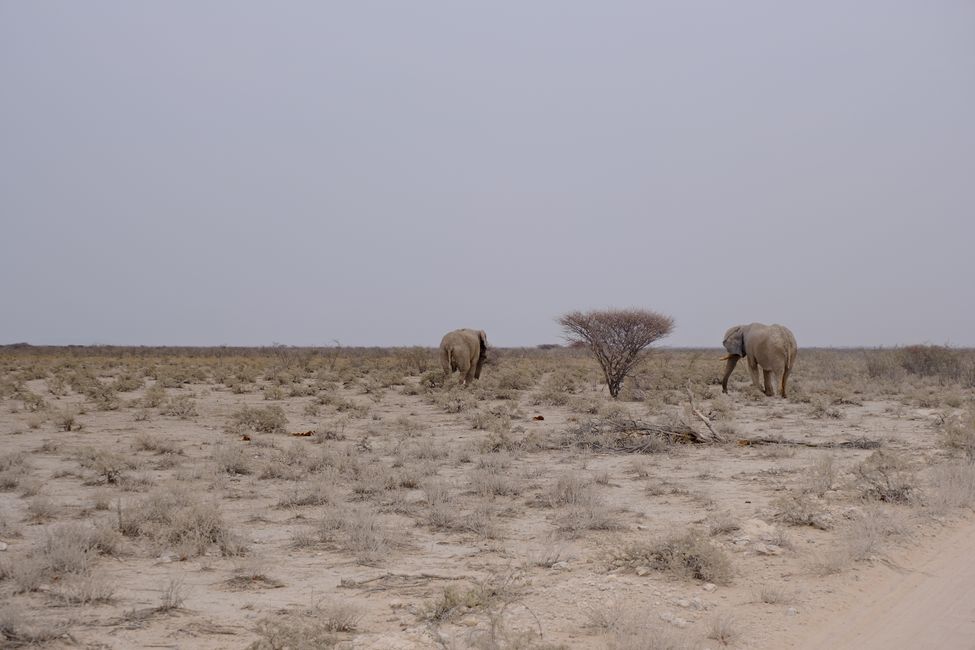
left=720, top=323, right=797, bottom=397
left=440, top=329, right=488, bottom=385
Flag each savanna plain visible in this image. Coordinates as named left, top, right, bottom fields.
left=2, top=344, right=975, bottom=649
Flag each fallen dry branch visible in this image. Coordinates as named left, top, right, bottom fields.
left=737, top=436, right=883, bottom=449
left=685, top=383, right=723, bottom=442
left=339, top=572, right=470, bottom=591
left=565, top=415, right=716, bottom=452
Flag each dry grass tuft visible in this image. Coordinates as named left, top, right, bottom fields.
left=854, top=450, right=918, bottom=503
left=706, top=613, right=740, bottom=646
left=117, top=487, right=244, bottom=558
left=771, top=494, right=832, bottom=530
left=613, top=530, right=733, bottom=584
left=318, top=506, right=396, bottom=565
left=927, top=461, right=975, bottom=512
left=228, top=405, right=288, bottom=433
left=0, top=605, right=70, bottom=647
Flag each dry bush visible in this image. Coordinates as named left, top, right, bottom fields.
left=545, top=472, right=622, bottom=535
left=899, top=344, right=962, bottom=380
left=161, top=395, right=197, bottom=418
left=613, top=530, right=733, bottom=584
left=278, top=477, right=334, bottom=507
left=530, top=369, right=579, bottom=406
left=942, top=410, right=975, bottom=461
left=854, top=450, right=918, bottom=503
left=801, top=455, right=837, bottom=497
left=212, top=444, right=253, bottom=475
left=927, top=461, right=975, bottom=512
left=17, top=389, right=48, bottom=412
left=0, top=452, right=30, bottom=491
left=76, top=447, right=138, bottom=484
left=559, top=308, right=675, bottom=398
left=0, top=605, right=69, bottom=647
left=263, top=384, right=286, bottom=401
left=1, top=521, right=118, bottom=593
left=133, top=432, right=182, bottom=455
left=810, top=506, right=910, bottom=575
left=141, top=384, right=167, bottom=408
left=26, top=496, right=57, bottom=522
left=420, top=573, right=525, bottom=623
left=318, top=506, right=396, bottom=565
left=52, top=407, right=80, bottom=431
left=228, top=405, right=288, bottom=434
left=111, top=373, right=144, bottom=392
left=470, top=468, right=519, bottom=498
left=53, top=573, right=115, bottom=604
left=706, top=511, right=741, bottom=536
left=117, top=487, right=243, bottom=558
left=771, top=494, right=832, bottom=529
left=556, top=500, right=622, bottom=535
left=248, top=608, right=341, bottom=649
left=547, top=473, right=594, bottom=508
left=863, top=349, right=905, bottom=381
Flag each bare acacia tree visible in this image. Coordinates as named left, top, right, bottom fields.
left=559, top=308, right=675, bottom=398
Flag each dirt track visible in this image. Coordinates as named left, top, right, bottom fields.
left=788, top=515, right=975, bottom=650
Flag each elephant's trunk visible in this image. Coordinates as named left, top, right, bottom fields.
left=721, top=354, right=741, bottom=393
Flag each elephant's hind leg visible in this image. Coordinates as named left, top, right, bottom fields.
left=762, top=369, right=774, bottom=397
left=747, top=358, right=763, bottom=391
left=780, top=366, right=791, bottom=398
left=456, top=358, right=472, bottom=385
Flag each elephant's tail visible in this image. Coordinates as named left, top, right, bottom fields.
left=441, top=346, right=453, bottom=374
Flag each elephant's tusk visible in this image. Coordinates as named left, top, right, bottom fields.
left=719, top=354, right=732, bottom=361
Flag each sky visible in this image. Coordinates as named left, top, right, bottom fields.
left=1, top=1, right=973, bottom=348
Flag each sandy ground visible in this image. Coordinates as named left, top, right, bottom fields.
left=0, top=349, right=973, bottom=648
left=786, top=514, right=975, bottom=650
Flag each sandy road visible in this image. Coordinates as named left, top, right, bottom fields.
left=795, top=516, right=975, bottom=650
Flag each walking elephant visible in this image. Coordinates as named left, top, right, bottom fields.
left=720, top=323, right=797, bottom=397
left=440, top=329, right=488, bottom=385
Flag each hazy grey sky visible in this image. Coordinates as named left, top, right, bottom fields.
left=2, top=1, right=973, bottom=347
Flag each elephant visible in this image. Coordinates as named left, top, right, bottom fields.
left=720, top=323, right=797, bottom=397
left=440, top=329, right=488, bottom=385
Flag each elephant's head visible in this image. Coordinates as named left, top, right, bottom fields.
left=720, top=325, right=747, bottom=393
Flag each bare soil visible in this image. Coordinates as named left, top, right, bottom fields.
left=0, top=348, right=972, bottom=648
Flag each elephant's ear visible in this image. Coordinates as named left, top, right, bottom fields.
left=725, top=326, right=745, bottom=357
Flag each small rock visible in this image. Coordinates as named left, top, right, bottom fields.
left=786, top=607, right=799, bottom=617
left=551, top=561, right=569, bottom=571
left=754, top=543, right=784, bottom=556
left=636, top=524, right=649, bottom=530
left=702, top=583, right=717, bottom=592
left=462, top=618, right=479, bottom=627
left=0, top=542, right=8, bottom=551
left=742, top=518, right=777, bottom=539
left=635, top=566, right=650, bottom=576
left=676, top=599, right=691, bottom=608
